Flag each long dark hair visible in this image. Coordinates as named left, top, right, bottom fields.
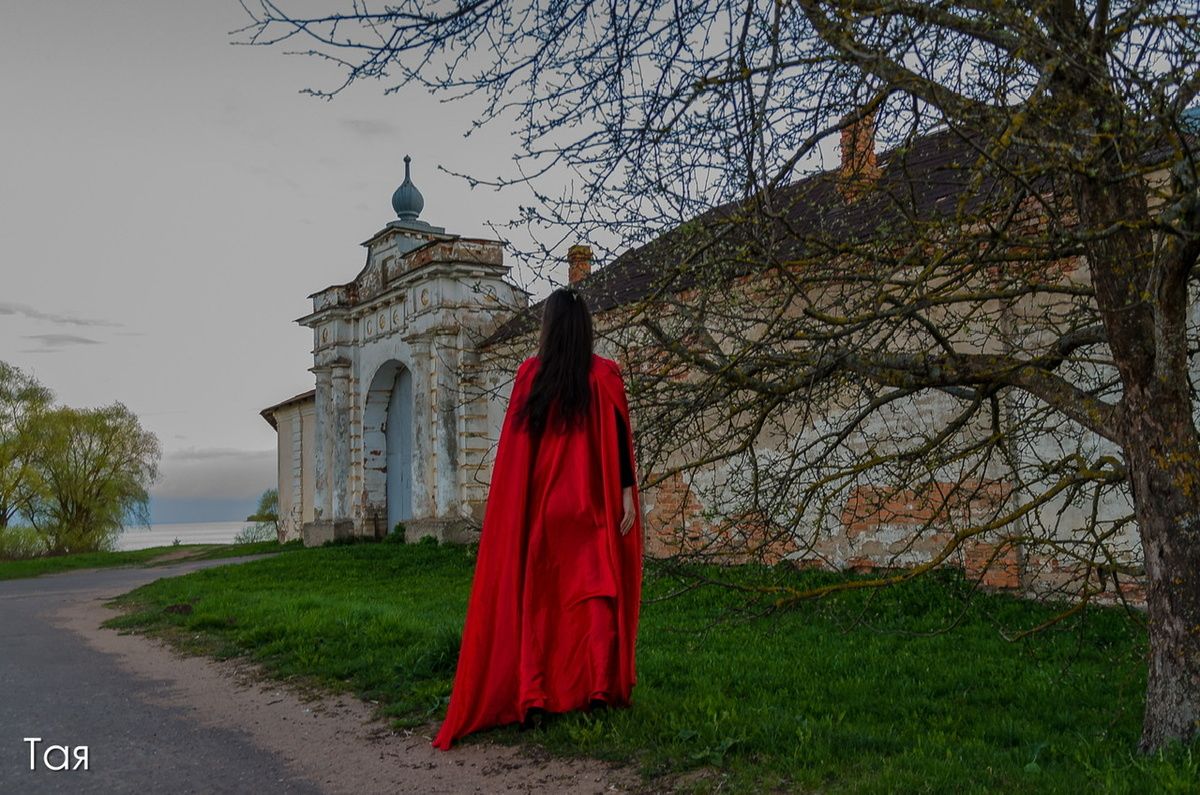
left=517, top=287, right=594, bottom=437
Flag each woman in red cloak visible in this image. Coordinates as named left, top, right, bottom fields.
left=432, top=287, right=644, bottom=750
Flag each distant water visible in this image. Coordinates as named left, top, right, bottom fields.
left=115, top=520, right=251, bottom=551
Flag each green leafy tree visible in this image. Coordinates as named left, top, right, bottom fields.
left=242, top=488, right=280, bottom=542
left=24, top=404, right=160, bottom=553
left=0, top=362, right=53, bottom=529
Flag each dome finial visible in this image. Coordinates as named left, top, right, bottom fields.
left=392, top=154, right=425, bottom=222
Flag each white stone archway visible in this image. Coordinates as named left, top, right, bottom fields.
left=293, top=157, right=528, bottom=546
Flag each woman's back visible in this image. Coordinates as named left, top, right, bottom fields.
left=527, top=355, right=611, bottom=547
left=431, top=294, right=643, bottom=752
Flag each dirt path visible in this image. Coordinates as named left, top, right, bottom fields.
left=143, top=547, right=209, bottom=565
left=47, top=564, right=645, bottom=793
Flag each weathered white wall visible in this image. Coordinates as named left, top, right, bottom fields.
left=268, top=397, right=315, bottom=543
left=295, top=219, right=527, bottom=545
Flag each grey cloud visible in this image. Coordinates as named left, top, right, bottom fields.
left=21, top=333, right=103, bottom=352
left=0, top=301, right=120, bottom=328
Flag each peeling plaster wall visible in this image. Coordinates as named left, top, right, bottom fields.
left=469, top=281, right=1162, bottom=606
left=268, top=398, right=316, bottom=543
left=295, top=222, right=526, bottom=545
left=271, top=191, right=1175, bottom=605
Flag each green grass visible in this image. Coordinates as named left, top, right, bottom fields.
left=0, top=540, right=295, bottom=580
left=104, top=539, right=1199, bottom=794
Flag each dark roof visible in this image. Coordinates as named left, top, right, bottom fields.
left=260, top=389, right=316, bottom=429
left=485, top=107, right=1198, bottom=348
left=482, top=125, right=1012, bottom=346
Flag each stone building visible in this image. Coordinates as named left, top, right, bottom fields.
left=471, top=123, right=1147, bottom=605
left=263, top=130, right=1170, bottom=603
left=261, top=156, right=527, bottom=545
left=259, top=389, right=316, bottom=535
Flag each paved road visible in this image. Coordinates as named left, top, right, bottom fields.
left=0, top=556, right=324, bottom=794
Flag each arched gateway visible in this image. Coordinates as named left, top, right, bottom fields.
left=265, top=157, right=527, bottom=545
left=363, top=360, right=413, bottom=536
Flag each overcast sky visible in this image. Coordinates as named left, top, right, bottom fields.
left=0, top=3, right=534, bottom=522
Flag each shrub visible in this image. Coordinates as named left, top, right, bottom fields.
left=0, top=525, right=46, bottom=560
left=234, top=523, right=276, bottom=544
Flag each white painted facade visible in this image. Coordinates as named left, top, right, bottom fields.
left=260, top=391, right=316, bottom=542
left=263, top=167, right=527, bottom=546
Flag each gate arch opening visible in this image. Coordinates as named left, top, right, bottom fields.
left=363, top=361, right=413, bottom=536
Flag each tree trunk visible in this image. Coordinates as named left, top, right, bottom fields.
left=1125, top=386, right=1200, bottom=752
left=1068, top=116, right=1200, bottom=749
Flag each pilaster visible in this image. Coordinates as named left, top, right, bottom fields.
left=331, top=359, right=353, bottom=521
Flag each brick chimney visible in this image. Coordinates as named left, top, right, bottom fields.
left=837, top=111, right=881, bottom=200
left=567, top=244, right=593, bottom=284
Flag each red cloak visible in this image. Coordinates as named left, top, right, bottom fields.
left=431, top=353, right=644, bottom=750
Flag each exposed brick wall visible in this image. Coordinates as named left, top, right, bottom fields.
left=635, top=470, right=1145, bottom=602
left=642, top=474, right=804, bottom=565
left=641, top=471, right=710, bottom=558
left=711, top=509, right=804, bottom=565
left=962, top=539, right=1021, bottom=590
left=841, top=480, right=1011, bottom=537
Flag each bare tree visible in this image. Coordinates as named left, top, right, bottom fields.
left=237, top=1, right=1200, bottom=750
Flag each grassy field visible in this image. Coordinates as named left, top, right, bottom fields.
left=0, top=540, right=295, bottom=580
left=103, top=538, right=1198, bottom=794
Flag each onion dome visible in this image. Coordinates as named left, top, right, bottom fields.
left=391, top=155, right=425, bottom=222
